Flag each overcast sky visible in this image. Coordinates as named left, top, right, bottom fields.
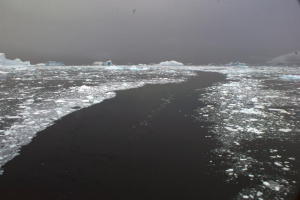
left=0, top=0, right=300, bottom=65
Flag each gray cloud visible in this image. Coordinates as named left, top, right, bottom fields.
left=0, top=0, right=300, bottom=65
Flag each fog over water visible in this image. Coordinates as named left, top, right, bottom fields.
left=1, top=0, right=300, bottom=65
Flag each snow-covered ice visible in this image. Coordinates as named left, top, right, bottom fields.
left=0, top=53, right=31, bottom=66
left=157, top=60, right=184, bottom=66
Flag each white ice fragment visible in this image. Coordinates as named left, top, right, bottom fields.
left=242, top=195, right=249, bottom=199
left=225, top=127, right=238, bottom=132
left=247, top=127, right=263, bottom=134
left=251, top=97, right=258, bottom=102
left=268, top=108, right=290, bottom=114
left=4, top=131, right=11, bottom=136
left=280, top=75, right=300, bottom=81
left=248, top=174, right=254, bottom=178
left=226, top=169, right=234, bottom=172
left=86, top=95, right=94, bottom=100
left=256, top=191, right=263, bottom=197
left=254, top=105, right=264, bottom=109
left=274, top=162, right=283, bottom=167
left=263, top=181, right=270, bottom=187
left=263, top=180, right=281, bottom=191
left=5, top=116, right=21, bottom=119
left=240, top=108, right=264, bottom=116
left=78, top=85, right=91, bottom=92
left=55, top=99, right=66, bottom=103
left=278, top=128, right=292, bottom=133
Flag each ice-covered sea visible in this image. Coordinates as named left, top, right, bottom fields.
left=0, top=64, right=299, bottom=200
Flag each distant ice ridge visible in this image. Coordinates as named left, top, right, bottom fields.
left=102, top=65, right=149, bottom=71
left=225, top=62, right=248, bottom=67
left=157, top=60, right=184, bottom=66
left=269, top=51, right=300, bottom=66
left=280, top=74, right=300, bottom=81
left=0, top=53, right=31, bottom=66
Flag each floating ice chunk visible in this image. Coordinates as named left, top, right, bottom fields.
left=247, top=127, right=263, bottom=134
left=5, top=116, right=21, bottom=119
left=269, top=149, right=278, bottom=153
left=256, top=191, right=263, bottom=197
left=254, top=105, right=265, bottom=109
left=282, top=167, right=290, bottom=171
left=251, top=97, right=258, bottom=102
left=225, top=127, right=239, bottom=132
left=278, top=128, right=292, bottom=133
left=86, top=95, right=94, bottom=100
left=226, top=169, right=234, bottom=172
left=78, top=85, right=91, bottom=92
left=268, top=108, right=290, bottom=114
left=55, top=99, right=66, bottom=103
left=242, top=195, right=249, bottom=199
left=288, top=157, right=296, bottom=161
left=263, top=180, right=281, bottom=191
left=274, top=162, right=283, bottom=167
left=240, top=108, right=264, bottom=116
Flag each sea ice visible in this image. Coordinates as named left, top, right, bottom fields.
left=239, top=108, right=264, bottom=116
left=263, top=181, right=281, bottom=191
left=274, top=162, right=283, bottom=167
left=278, top=128, right=292, bottom=133
left=256, top=191, right=263, bottom=196
left=280, top=75, right=300, bottom=81
left=268, top=108, right=290, bottom=114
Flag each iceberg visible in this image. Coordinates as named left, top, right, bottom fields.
left=93, top=60, right=113, bottom=66
left=269, top=51, right=300, bottom=66
left=45, top=61, right=65, bottom=66
left=0, top=53, right=31, bottom=66
left=158, top=60, right=184, bottom=66
left=225, top=62, right=248, bottom=67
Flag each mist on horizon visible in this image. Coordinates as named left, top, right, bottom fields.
left=1, top=0, right=300, bottom=65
